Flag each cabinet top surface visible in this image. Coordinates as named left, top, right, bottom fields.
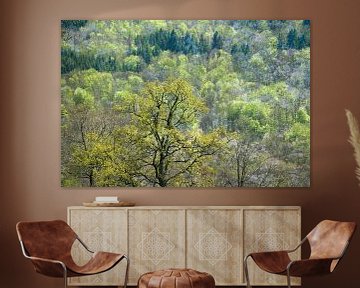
left=68, top=205, right=301, bottom=210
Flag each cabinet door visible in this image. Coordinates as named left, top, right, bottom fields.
left=68, top=208, right=127, bottom=286
left=187, top=209, right=243, bottom=285
left=243, top=208, right=301, bottom=286
left=128, top=209, right=186, bottom=284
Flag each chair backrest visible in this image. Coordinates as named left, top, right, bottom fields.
left=16, top=220, right=77, bottom=261
left=307, top=220, right=356, bottom=261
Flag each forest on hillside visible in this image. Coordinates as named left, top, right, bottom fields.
left=61, top=20, right=310, bottom=187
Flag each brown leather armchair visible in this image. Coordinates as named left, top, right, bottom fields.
left=244, top=220, right=356, bottom=288
left=16, top=220, right=129, bottom=288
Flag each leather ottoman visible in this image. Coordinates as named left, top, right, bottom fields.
left=138, top=268, right=215, bottom=288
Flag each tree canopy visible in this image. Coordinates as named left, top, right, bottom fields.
left=61, top=20, right=310, bottom=187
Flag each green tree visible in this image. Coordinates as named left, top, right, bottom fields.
left=199, top=34, right=210, bottom=54
left=183, top=32, right=196, bottom=54
left=67, top=69, right=115, bottom=106
left=168, top=30, right=179, bottom=52
left=227, top=100, right=272, bottom=139
left=211, top=31, right=223, bottom=50
left=61, top=20, right=88, bottom=44
left=287, top=28, right=298, bottom=49
left=115, top=79, right=226, bottom=187
left=122, top=55, right=143, bottom=72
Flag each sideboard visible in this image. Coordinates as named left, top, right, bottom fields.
left=67, top=206, right=301, bottom=286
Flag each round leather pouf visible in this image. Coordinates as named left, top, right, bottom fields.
left=138, top=268, right=215, bottom=288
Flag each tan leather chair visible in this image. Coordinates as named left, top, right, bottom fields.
left=244, top=220, right=356, bottom=288
left=16, top=220, right=129, bottom=288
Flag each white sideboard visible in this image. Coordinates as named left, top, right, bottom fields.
left=67, top=206, right=301, bottom=286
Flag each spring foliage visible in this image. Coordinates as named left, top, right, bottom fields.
left=61, top=20, right=310, bottom=187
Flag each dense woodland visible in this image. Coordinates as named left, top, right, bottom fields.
left=61, top=20, right=310, bottom=187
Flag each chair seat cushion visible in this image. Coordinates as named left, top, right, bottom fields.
left=138, top=268, right=215, bottom=288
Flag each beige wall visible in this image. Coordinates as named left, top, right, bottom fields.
left=1, top=0, right=360, bottom=287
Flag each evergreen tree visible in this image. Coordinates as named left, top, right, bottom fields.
left=212, top=31, right=223, bottom=50
left=303, top=20, right=310, bottom=27
left=298, top=34, right=307, bottom=49
left=199, top=34, right=210, bottom=54
left=183, top=32, right=195, bottom=54
left=61, top=20, right=88, bottom=31
left=287, top=28, right=298, bottom=49
left=168, top=30, right=179, bottom=52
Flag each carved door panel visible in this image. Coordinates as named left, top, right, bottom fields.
left=68, top=208, right=128, bottom=286
left=187, top=209, right=243, bottom=285
left=243, top=209, right=301, bottom=286
left=128, top=209, right=186, bottom=284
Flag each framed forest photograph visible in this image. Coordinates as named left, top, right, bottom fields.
left=61, top=20, right=310, bottom=188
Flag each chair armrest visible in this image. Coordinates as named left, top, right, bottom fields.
left=19, top=240, right=67, bottom=277
left=245, top=236, right=306, bottom=258
left=76, top=236, right=94, bottom=253
left=26, top=255, right=65, bottom=265
left=287, top=258, right=335, bottom=277
left=26, top=255, right=67, bottom=278
left=286, top=237, right=307, bottom=253
left=247, top=250, right=290, bottom=260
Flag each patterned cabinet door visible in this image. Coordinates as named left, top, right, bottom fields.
left=187, top=209, right=243, bottom=285
left=243, top=208, right=301, bottom=286
left=128, top=209, right=186, bottom=284
left=68, top=208, right=128, bottom=286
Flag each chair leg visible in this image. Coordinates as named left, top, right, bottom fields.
left=244, top=255, right=252, bottom=288
left=62, top=264, right=68, bottom=288
left=286, top=270, right=291, bottom=288
left=123, top=255, right=130, bottom=288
